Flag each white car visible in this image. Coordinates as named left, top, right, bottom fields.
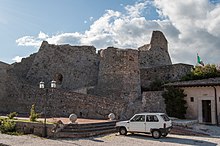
left=116, top=113, right=172, bottom=139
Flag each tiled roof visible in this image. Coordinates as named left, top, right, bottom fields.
left=164, top=77, right=220, bottom=87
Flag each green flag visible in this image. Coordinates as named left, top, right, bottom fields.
left=197, top=53, right=204, bottom=66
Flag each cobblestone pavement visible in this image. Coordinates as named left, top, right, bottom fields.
left=1, top=133, right=220, bottom=146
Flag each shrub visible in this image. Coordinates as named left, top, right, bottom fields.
left=29, top=104, right=40, bottom=122
left=182, top=64, right=220, bottom=81
left=0, top=118, right=16, bottom=134
left=162, top=87, right=187, bottom=119
left=7, top=112, right=18, bottom=119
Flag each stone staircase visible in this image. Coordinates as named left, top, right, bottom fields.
left=54, top=121, right=117, bottom=138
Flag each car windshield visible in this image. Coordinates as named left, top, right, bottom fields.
left=160, top=114, right=170, bottom=121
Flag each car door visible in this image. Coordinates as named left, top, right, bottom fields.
left=145, top=115, right=159, bottom=132
left=128, top=115, right=146, bottom=132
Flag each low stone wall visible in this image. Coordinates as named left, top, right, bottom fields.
left=0, top=84, right=128, bottom=120
left=15, top=121, right=54, bottom=137
left=141, top=91, right=166, bottom=113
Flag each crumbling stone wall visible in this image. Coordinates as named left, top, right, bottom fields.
left=0, top=84, right=128, bottom=120
left=26, top=41, right=99, bottom=90
left=95, top=47, right=141, bottom=102
left=0, top=62, right=10, bottom=100
left=9, top=53, right=36, bottom=81
left=0, top=30, right=194, bottom=120
left=140, top=63, right=193, bottom=90
left=139, top=31, right=172, bottom=68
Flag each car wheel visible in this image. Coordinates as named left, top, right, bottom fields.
left=152, top=130, right=161, bottom=139
left=119, top=127, right=127, bottom=135
left=162, top=133, right=168, bottom=137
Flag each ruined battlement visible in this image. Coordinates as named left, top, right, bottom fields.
left=150, top=30, right=168, bottom=51
left=0, top=31, right=193, bottom=119
left=138, top=31, right=172, bottom=68
left=26, top=41, right=99, bottom=90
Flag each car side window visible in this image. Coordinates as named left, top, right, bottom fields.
left=130, top=115, right=145, bottom=122
left=146, top=115, right=159, bottom=122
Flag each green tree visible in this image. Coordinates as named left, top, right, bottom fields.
left=162, top=87, right=187, bottom=119
left=29, top=104, right=40, bottom=122
left=182, top=64, right=220, bottom=81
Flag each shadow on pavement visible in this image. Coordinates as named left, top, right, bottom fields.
left=125, top=133, right=217, bottom=146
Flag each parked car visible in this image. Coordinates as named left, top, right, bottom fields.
left=116, top=113, right=172, bottom=139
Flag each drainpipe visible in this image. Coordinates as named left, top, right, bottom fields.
left=213, top=86, right=219, bottom=126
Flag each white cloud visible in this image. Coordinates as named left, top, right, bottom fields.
left=38, top=31, right=49, bottom=39
left=16, top=36, right=42, bottom=47
left=16, top=0, right=220, bottom=65
left=12, top=56, right=23, bottom=63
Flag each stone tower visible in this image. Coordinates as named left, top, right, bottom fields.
left=95, top=47, right=141, bottom=102
left=150, top=30, right=168, bottom=51
left=138, top=31, right=172, bottom=68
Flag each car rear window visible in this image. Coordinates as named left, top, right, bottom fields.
left=160, top=114, right=170, bottom=121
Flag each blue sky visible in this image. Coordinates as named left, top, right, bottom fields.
left=1, top=0, right=220, bottom=65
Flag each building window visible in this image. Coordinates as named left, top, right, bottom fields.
left=190, top=97, right=194, bottom=102
left=219, top=97, right=220, bottom=102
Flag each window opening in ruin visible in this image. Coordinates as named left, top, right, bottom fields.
left=54, top=73, right=63, bottom=85
left=190, top=97, right=194, bottom=102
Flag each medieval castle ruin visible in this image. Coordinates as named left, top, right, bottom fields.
left=0, top=31, right=193, bottom=119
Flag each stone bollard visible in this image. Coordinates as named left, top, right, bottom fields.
left=108, top=113, right=115, bottom=121
left=69, top=114, right=77, bottom=123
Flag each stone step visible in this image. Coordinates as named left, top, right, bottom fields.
left=61, top=125, right=116, bottom=132
left=55, top=128, right=117, bottom=138
left=65, top=121, right=116, bottom=129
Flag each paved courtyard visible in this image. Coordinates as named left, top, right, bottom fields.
left=1, top=133, right=220, bottom=146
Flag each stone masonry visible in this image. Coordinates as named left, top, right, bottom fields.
left=141, top=63, right=193, bottom=90
left=26, top=41, right=99, bottom=90
left=0, top=31, right=193, bottom=120
left=139, top=31, right=172, bottom=68
left=95, top=47, right=141, bottom=103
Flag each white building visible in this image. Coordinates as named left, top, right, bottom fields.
left=165, top=78, right=220, bottom=125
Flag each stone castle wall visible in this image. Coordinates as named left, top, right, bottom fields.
left=0, top=84, right=128, bottom=120
left=141, top=91, right=166, bottom=112
left=9, top=53, right=36, bottom=82
left=26, top=41, right=99, bottom=90
left=95, top=47, right=141, bottom=102
left=0, top=62, right=10, bottom=100
left=0, top=31, right=194, bottom=119
left=140, top=63, right=193, bottom=89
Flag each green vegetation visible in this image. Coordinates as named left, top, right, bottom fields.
left=29, top=104, right=40, bottom=122
left=162, top=87, right=187, bottom=119
left=0, top=118, right=16, bottom=134
left=7, top=112, right=18, bottom=119
left=182, top=64, right=220, bottom=81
